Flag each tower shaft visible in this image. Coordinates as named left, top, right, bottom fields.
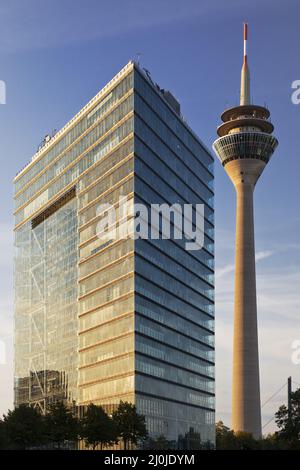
left=233, top=183, right=261, bottom=437
left=225, top=159, right=265, bottom=438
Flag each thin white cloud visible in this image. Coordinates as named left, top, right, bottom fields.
left=215, top=250, right=273, bottom=279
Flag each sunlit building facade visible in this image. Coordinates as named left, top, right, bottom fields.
left=14, top=61, right=215, bottom=446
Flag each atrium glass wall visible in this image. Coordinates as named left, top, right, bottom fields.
left=14, top=197, right=78, bottom=412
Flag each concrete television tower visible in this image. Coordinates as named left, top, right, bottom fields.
left=213, top=24, right=278, bottom=438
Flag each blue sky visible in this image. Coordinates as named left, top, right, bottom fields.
left=1, top=0, right=300, bottom=433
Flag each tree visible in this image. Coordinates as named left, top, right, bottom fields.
left=44, top=401, right=79, bottom=448
left=233, top=431, right=260, bottom=450
left=216, top=421, right=238, bottom=450
left=112, top=401, right=148, bottom=450
left=275, top=388, right=300, bottom=449
left=0, top=419, right=10, bottom=450
left=2, top=405, right=44, bottom=449
left=260, top=432, right=288, bottom=450
left=216, top=421, right=259, bottom=450
left=81, top=404, right=118, bottom=450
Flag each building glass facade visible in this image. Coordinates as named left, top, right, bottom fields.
left=14, top=61, right=215, bottom=446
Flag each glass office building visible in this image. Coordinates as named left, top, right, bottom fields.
left=14, top=61, right=215, bottom=446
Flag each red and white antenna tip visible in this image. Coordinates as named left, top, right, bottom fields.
left=240, top=23, right=250, bottom=105
left=243, top=23, right=248, bottom=64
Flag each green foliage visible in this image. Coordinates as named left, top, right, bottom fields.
left=216, top=421, right=238, bottom=450
left=112, top=401, right=148, bottom=449
left=216, top=407, right=300, bottom=451
left=260, top=432, right=289, bottom=450
left=2, top=392, right=300, bottom=451
left=0, top=400, right=150, bottom=450
left=44, top=401, right=80, bottom=448
left=81, top=404, right=118, bottom=450
left=233, top=431, right=260, bottom=450
left=275, top=389, right=300, bottom=449
left=2, top=404, right=44, bottom=449
left=216, top=421, right=265, bottom=450
left=0, top=418, right=10, bottom=449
